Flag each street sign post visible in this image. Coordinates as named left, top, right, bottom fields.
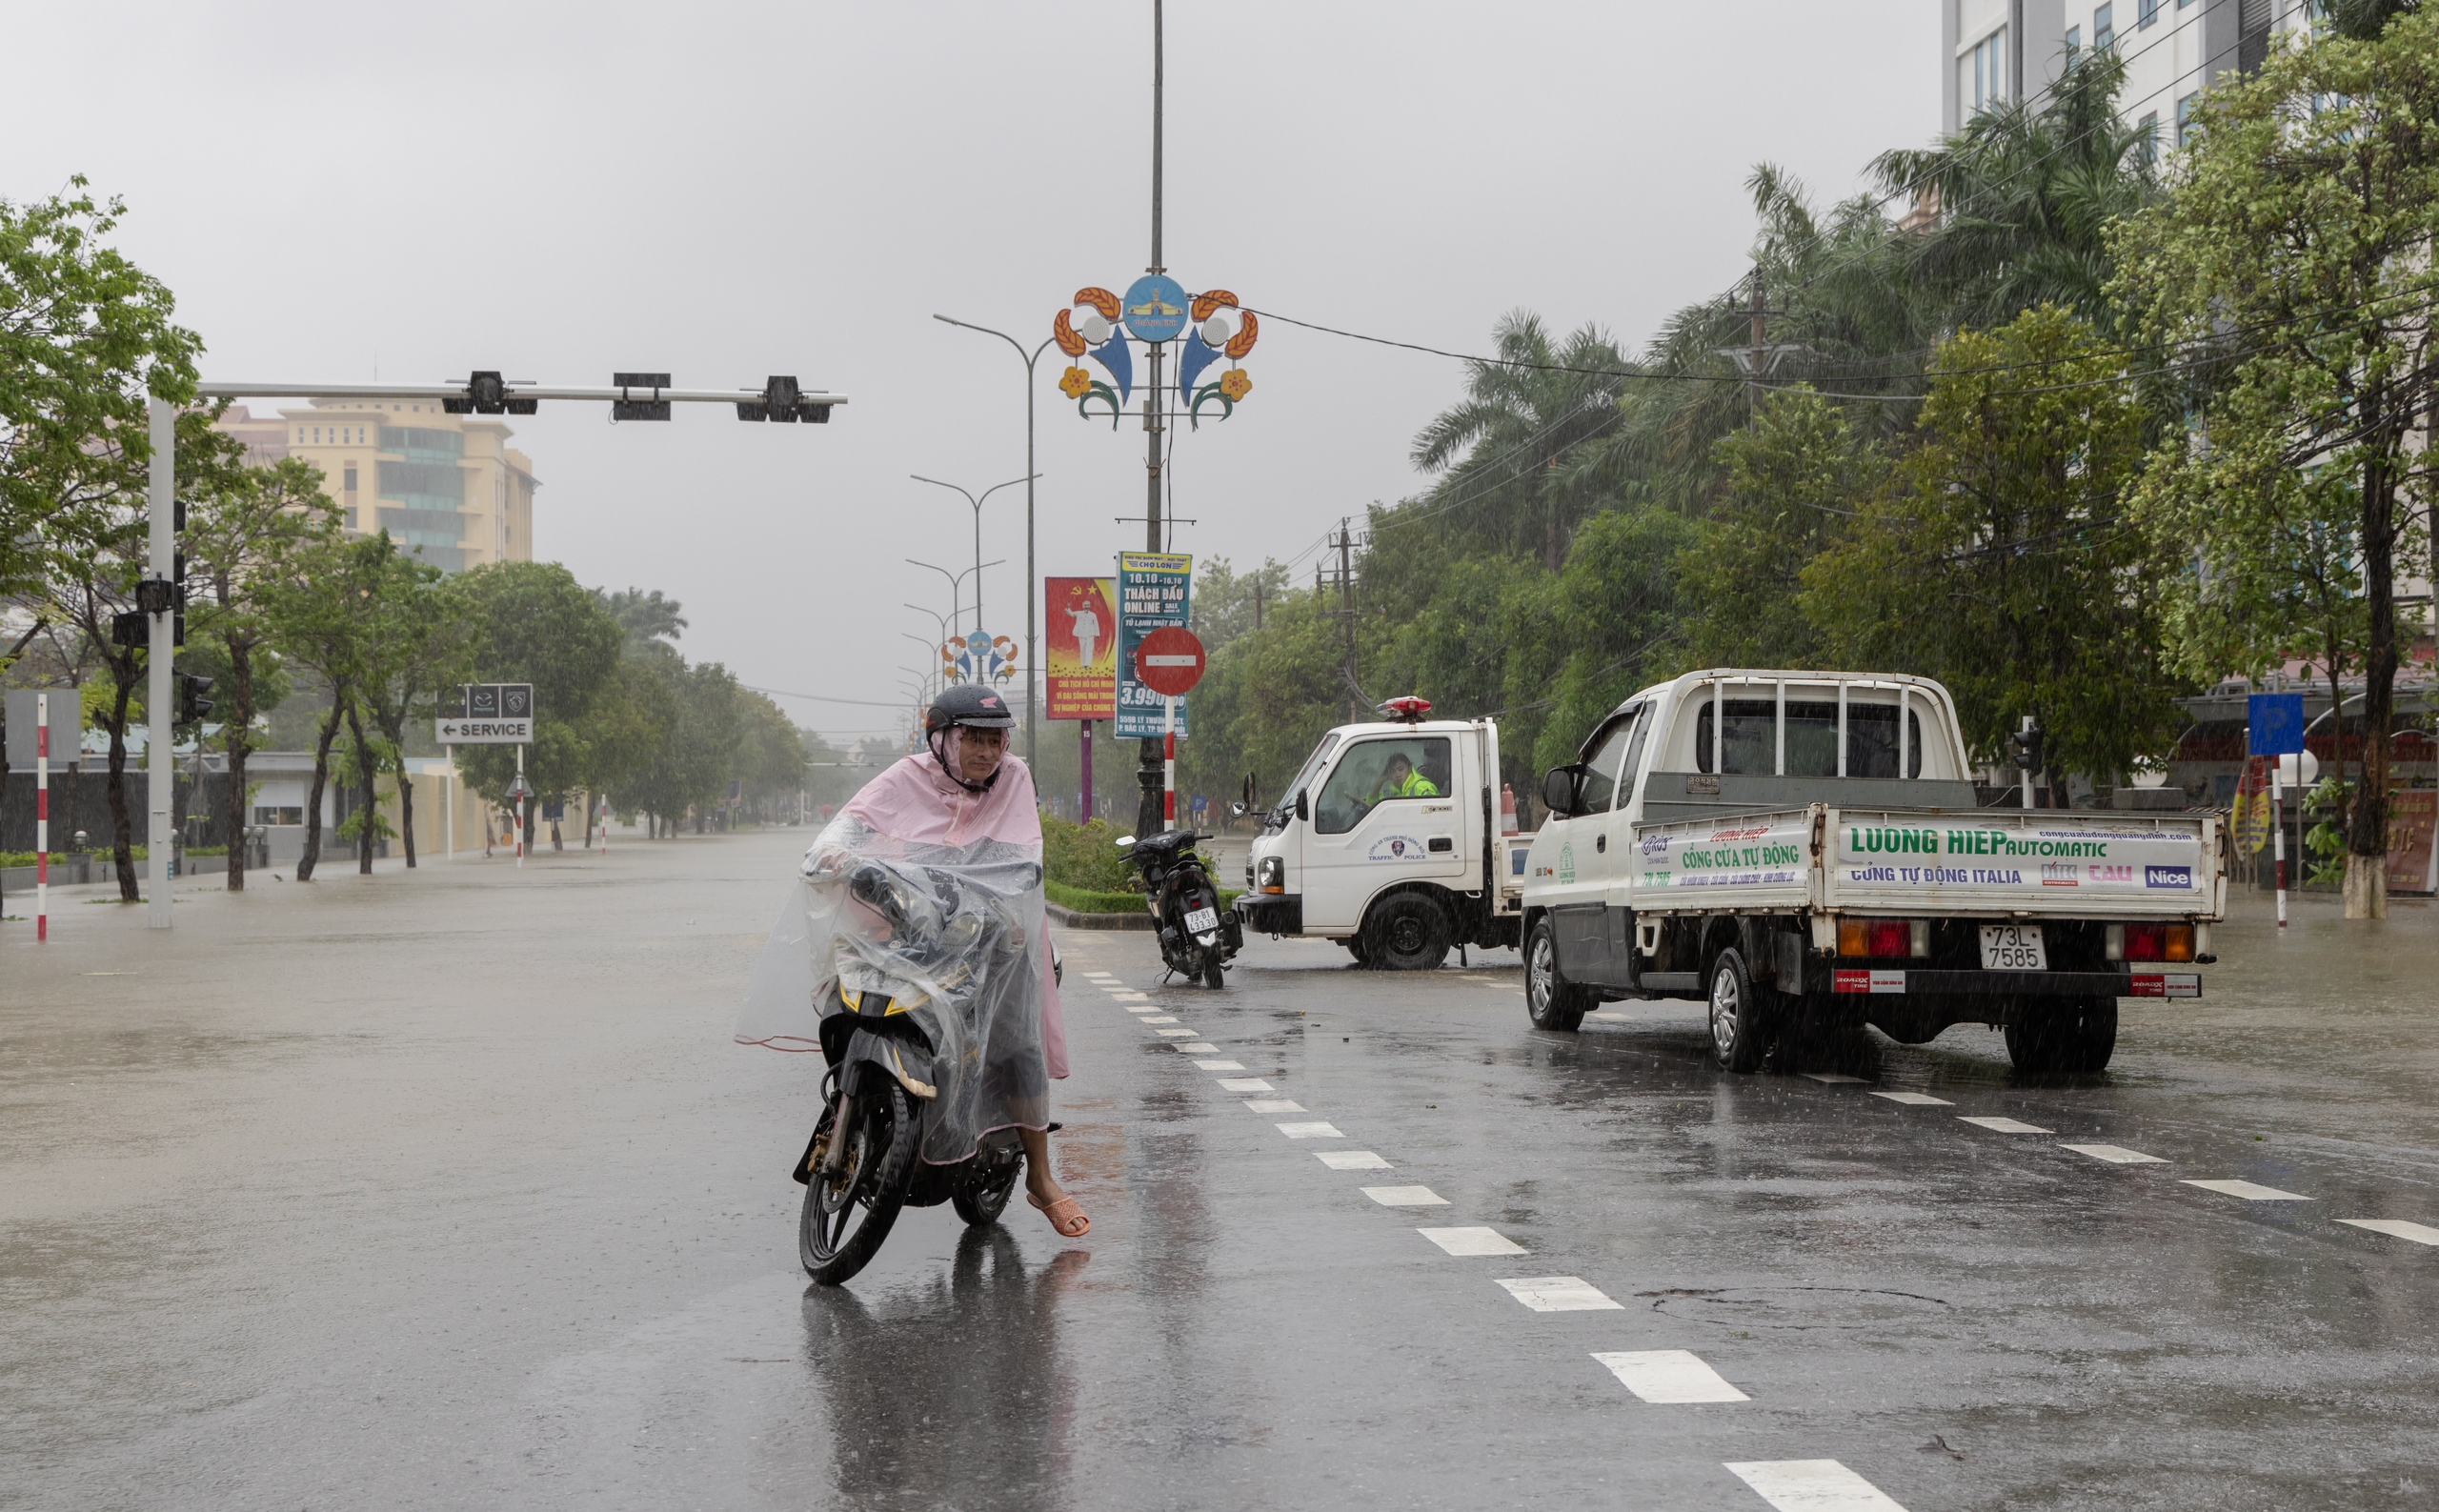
left=441, top=685, right=537, bottom=867
left=1135, top=625, right=1206, bottom=830
left=2248, top=692, right=2307, bottom=931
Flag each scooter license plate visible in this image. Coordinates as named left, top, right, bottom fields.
left=1184, top=906, right=1220, bottom=933
left=1979, top=923, right=2046, bottom=971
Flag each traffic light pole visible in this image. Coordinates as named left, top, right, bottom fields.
left=135, top=373, right=847, bottom=928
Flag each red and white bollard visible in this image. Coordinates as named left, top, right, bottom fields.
left=1163, top=695, right=1178, bottom=830
left=35, top=692, right=50, bottom=942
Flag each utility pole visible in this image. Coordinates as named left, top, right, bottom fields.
left=1337, top=520, right=1357, bottom=722
left=1746, top=265, right=1766, bottom=426
left=1135, top=0, right=1170, bottom=844
left=1253, top=577, right=1264, bottom=631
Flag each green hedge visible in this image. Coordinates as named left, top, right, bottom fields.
left=0, top=844, right=223, bottom=868
left=1046, top=878, right=1241, bottom=917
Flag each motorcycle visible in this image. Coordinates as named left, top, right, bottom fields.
left=794, top=857, right=1058, bottom=1285
left=1117, top=829, right=1242, bottom=988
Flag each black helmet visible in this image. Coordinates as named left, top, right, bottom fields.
left=924, top=683, right=1016, bottom=735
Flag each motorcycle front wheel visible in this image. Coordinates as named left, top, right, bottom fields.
left=800, top=1080, right=920, bottom=1285
left=1201, top=955, right=1225, bottom=989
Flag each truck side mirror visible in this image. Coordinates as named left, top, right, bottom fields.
left=1541, top=765, right=1583, bottom=817
left=1294, top=788, right=1309, bottom=823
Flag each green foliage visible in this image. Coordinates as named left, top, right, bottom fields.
left=445, top=561, right=625, bottom=807
left=1044, top=879, right=1149, bottom=916
left=618, top=647, right=744, bottom=825
left=1804, top=307, right=2183, bottom=778
left=1041, top=815, right=1140, bottom=894
left=595, top=585, right=687, bottom=655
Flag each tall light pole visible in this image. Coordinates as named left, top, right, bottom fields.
left=1138, top=0, right=1170, bottom=844
left=934, top=315, right=1057, bottom=766
left=905, top=557, right=1003, bottom=639
left=910, top=474, right=1034, bottom=637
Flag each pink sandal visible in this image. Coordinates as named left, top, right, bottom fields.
left=1028, top=1191, right=1091, bottom=1237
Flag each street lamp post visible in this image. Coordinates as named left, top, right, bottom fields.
left=905, top=557, right=1003, bottom=640
left=933, top=316, right=1058, bottom=766
left=910, top=473, right=1035, bottom=638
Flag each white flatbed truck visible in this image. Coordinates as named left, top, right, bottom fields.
left=1518, top=670, right=2226, bottom=1073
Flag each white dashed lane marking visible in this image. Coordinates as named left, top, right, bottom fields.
left=2338, top=1218, right=2439, bottom=1245
left=1419, top=1226, right=1525, bottom=1256
left=1362, top=1185, right=1449, bottom=1207
left=1802, top=1073, right=1866, bottom=1084
left=1123, top=1006, right=1159, bottom=1015
left=1494, top=1276, right=1622, bottom=1312
left=2061, top=1142, right=2167, bottom=1164
left=1318, top=1150, right=1392, bottom=1171
left=1194, top=1058, right=1245, bottom=1070
left=1276, top=1121, right=1343, bottom=1139
left=1592, top=1350, right=1749, bottom=1403
left=1725, top=1459, right=1909, bottom=1511
left=1156, top=1029, right=1198, bottom=1038
left=1215, top=1078, right=1272, bottom=1092
left=1139, top=1015, right=1180, bottom=1023
left=1241, top=1099, right=1304, bottom=1114
left=1958, top=1116, right=2052, bottom=1134
left=1174, top=1042, right=1220, bottom=1054
left=2185, top=1179, right=2312, bottom=1201
left=1867, top=1091, right=1953, bottom=1106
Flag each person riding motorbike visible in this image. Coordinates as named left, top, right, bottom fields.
left=736, top=683, right=1089, bottom=1240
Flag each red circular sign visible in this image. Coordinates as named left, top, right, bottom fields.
left=1134, top=626, right=1206, bottom=696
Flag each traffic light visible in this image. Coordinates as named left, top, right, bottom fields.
left=2009, top=719, right=2045, bottom=775
left=736, top=374, right=833, bottom=424
left=443, top=371, right=537, bottom=416
left=178, top=674, right=214, bottom=724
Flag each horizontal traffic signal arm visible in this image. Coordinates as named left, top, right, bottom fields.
left=191, top=374, right=848, bottom=422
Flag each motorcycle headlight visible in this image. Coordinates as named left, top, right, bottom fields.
left=1258, top=856, right=1285, bottom=894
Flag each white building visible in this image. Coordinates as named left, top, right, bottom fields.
left=1945, top=1, right=2318, bottom=152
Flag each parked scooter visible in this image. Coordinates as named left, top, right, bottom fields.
left=795, top=860, right=1058, bottom=1284
left=1117, top=829, right=1242, bottom=987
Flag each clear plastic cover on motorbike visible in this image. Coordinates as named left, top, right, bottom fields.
left=737, top=812, right=1052, bottom=1165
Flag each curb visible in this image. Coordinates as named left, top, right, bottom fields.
left=1047, top=900, right=1157, bottom=932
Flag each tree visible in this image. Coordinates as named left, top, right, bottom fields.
left=263, top=530, right=390, bottom=881
left=595, top=585, right=687, bottom=655
left=338, top=535, right=469, bottom=873
left=186, top=445, right=337, bottom=889
left=447, top=562, right=624, bottom=848
left=1804, top=307, right=2184, bottom=786
left=1677, top=387, right=1882, bottom=670
left=2110, top=10, right=2439, bottom=915
left=0, top=179, right=199, bottom=609
left=622, top=649, right=742, bottom=834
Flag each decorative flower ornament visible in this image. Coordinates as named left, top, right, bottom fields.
left=1058, top=366, right=1094, bottom=400
left=1052, top=280, right=1258, bottom=430
left=1218, top=369, right=1252, bottom=402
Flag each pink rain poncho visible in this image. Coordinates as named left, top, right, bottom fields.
left=736, top=736, right=1065, bottom=1162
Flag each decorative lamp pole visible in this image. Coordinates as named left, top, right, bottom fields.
left=1055, top=0, right=1261, bottom=839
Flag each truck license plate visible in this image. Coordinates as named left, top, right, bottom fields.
left=1980, top=924, right=2046, bottom=971
left=1185, top=906, right=1220, bottom=934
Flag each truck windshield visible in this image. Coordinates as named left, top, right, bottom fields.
left=1315, top=736, right=1452, bottom=835
left=1285, top=733, right=1341, bottom=807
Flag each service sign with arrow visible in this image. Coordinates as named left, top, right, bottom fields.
left=438, top=683, right=535, bottom=744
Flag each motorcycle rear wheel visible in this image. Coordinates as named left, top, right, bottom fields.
left=800, top=1080, right=919, bottom=1285
left=952, top=1162, right=1020, bottom=1227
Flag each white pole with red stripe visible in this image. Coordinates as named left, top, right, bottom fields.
left=1163, top=695, right=1177, bottom=831
left=35, top=692, right=50, bottom=942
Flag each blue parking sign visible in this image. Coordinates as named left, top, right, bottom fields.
left=2248, top=693, right=2306, bottom=756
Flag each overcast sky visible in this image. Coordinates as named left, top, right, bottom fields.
left=4, top=1, right=1937, bottom=737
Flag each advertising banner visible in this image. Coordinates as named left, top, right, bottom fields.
left=1831, top=819, right=2208, bottom=903
left=1116, top=552, right=1191, bottom=738
left=1044, top=577, right=1118, bottom=719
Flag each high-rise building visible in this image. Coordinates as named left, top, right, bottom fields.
left=1944, top=1, right=2315, bottom=147
left=212, top=398, right=537, bottom=573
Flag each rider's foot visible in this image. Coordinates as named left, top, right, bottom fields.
left=1027, top=1188, right=1091, bottom=1238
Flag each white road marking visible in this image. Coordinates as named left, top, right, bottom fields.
left=1958, top=1116, right=2052, bottom=1134
left=1173, top=1042, right=1220, bottom=1054
left=1084, top=972, right=1119, bottom=979
left=1318, top=1150, right=1392, bottom=1171
left=1362, top=1185, right=1450, bottom=1207
left=2338, top=1218, right=2439, bottom=1246
left=1194, top=1059, right=1246, bottom=1070
left=1110, top=991, right=1149, bottom=1000
left=1139, top=1015, right=1180, bottom=1023
left=2061, top=1143, right=2166, bottom=1164
left=2185, top=1179, right=2312, bottom=1201
left=1802, top=1073, right=1866, bottom=1084
left=1867, top=1091, right=1953, bottom=1106
left=1123, top=1006, right=1160, bottom=1015
left=1725, top=1459, right=1908, bottom=1510
left=1156, top=1029, right=1199, bottom=1038
left=1591, top=1349, right=1748, bottom=1403
left=1242, top=1099, right=1304, bottom=1113
left=1277, top=1121, right=1343, bottom=1139
left=1585, top=1011, right=1631, bottom=1021
left=1419, top=1226, right=1525, bottom=1257
left=1216, top=1078, right=1272, bottom=1092
left=1494, top=1276, right=1622, bottom=1312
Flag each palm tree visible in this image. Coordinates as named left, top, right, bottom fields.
left=1406, top=312, right=1637, bottom=571
left=596, top=586, right=688, bottom=654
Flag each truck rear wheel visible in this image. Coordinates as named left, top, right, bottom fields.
left=1363, top=893, right=1451, bottom=971
left=2005, top=997, right=2117, bottom=1073
left=1524, top=917, right=1590, bottom=1031
left=1707, top=948, right=1775, bottom=1073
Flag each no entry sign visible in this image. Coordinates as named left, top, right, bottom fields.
left=1134, top=626, right=1206, bottom=696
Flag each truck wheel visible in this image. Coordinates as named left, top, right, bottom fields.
left=1707, top=948, right=1773, bottom=1074
left=1363, top=894, right=1451, bottom=971
left=1524, top=917, right=1590, bottom=1031
left=2006, top=997, right=2117, bottom=1073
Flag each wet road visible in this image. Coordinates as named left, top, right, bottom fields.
left=4, top=829, right=2435, bottom=1509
